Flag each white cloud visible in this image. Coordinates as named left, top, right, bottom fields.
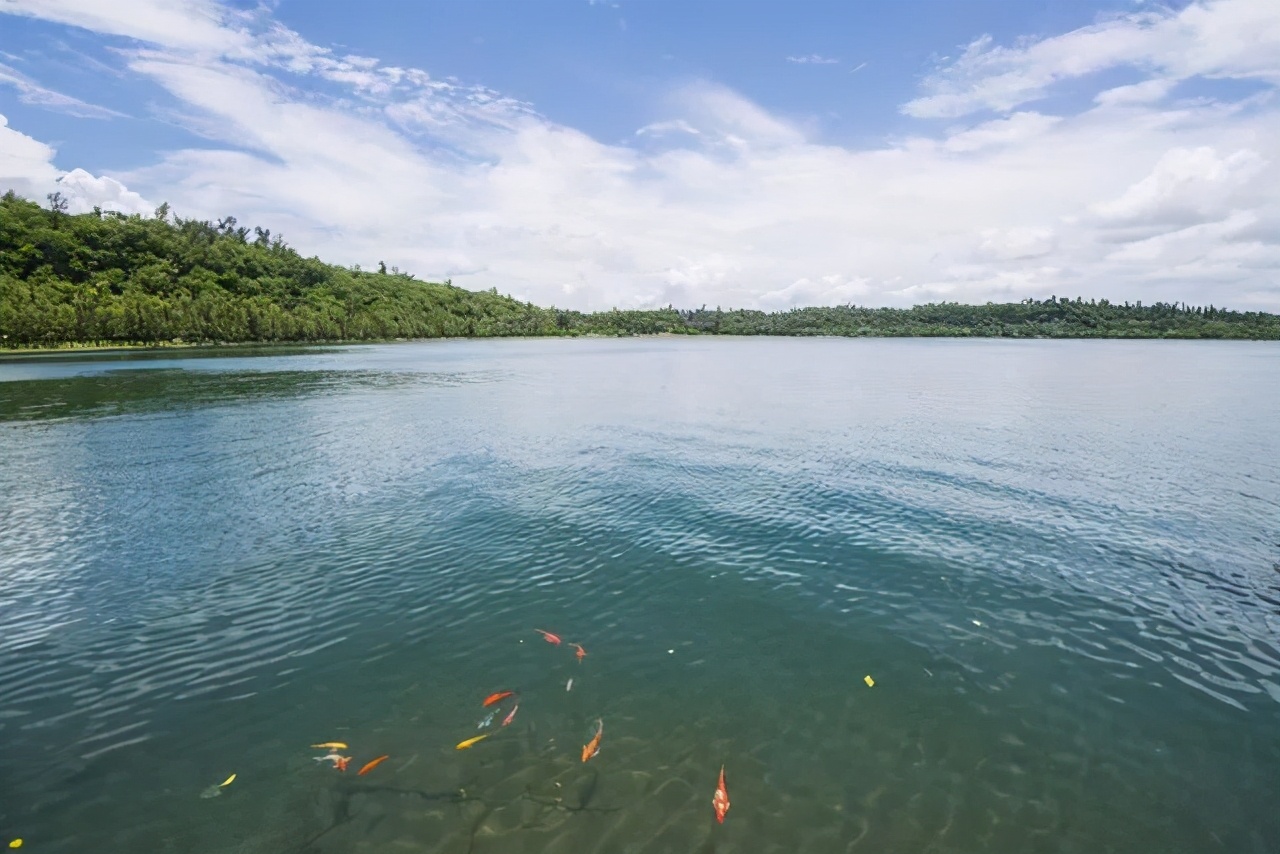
left=0, top=0, right=248, bottom=54
left=904, top=0, right=1280, bottom=118
left=0, top=112, right=60, bottom=197
left=978, top=227, right=1057, bottom=261
left=0, top=113, right=152, bottom=213
left=1094, top=78, right=1176, bottom=107
left=943, top=111, right=1061, bottom=152
left=0, top=60, right=124, bottom=118
left=1, top=0, right=1278, bottom=311
left=786, top=54, right=839, bottom=65
left=55, top=167, right=151, bottom=214
left=1091, top=146, right=1268, bottom=226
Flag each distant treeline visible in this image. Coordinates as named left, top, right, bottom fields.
left=2, top=192, right=1278, bottom=347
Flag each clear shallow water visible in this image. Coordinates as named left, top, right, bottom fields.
left=1, top=338, right=1278, bottom=854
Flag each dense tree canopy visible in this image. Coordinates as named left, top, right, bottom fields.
left=2, top=193, right=1277, bottom=347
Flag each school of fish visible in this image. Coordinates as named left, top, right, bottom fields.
left=211, top=629, right=745, bottom=829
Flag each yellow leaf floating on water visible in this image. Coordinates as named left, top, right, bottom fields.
left=220, top=773, right=237, bottom=788
left=864, top=675, right=875, bottom=687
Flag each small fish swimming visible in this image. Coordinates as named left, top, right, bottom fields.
left=456, top=733, right=490, bottom=750
left=483, top=691, right=514, bottom=708
left=581, top=718, right=603, bottom=762
left=535, top=629, right=562, bottom=645
left=313, top=752, right=352, bottom=771
left=310, top=742, right=348, bottom=750
left=199, top=773, right=237, bottom=799
left=501, top=704, right=519, bottom=727
left=571, top=643, right=587, bottom=662
left=713, top=765, right=730, bottom=823
left=357, top=755, right=389, bottom=776
left=566, top=678, right=573, bottom=692
left=477, top=710, right=497, bottom=729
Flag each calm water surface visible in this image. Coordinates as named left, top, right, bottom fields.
left=1, top=338, right=1278, bottom=854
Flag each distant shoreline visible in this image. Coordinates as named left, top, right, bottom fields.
left=5, top=195, right=1278, bottom=346
left=5, top=330, right=1279, bottom=358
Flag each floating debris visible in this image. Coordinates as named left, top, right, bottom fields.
left=357, top=755, right=389, bottom=776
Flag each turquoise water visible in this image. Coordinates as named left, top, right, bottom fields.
left=1, top=338, right=1278, bottom=854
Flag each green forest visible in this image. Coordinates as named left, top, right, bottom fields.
left=3, top=192, right=1278, bottom=347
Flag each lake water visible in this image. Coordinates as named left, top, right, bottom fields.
left=1, top=337, right=1278, bottom=854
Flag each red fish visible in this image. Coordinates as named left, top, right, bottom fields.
left=713, top=765, right=730, bottom=823
left=483, top=691, right=515, bottom=707
left=571, top=643, right=587, bottom=662
left=535, top=629, right=562, bottom=645
left=357, top=755, right=389, bottom=776
left=501, top=704, right=519, bottom=727
left=581, top=718, right=603, bottom=762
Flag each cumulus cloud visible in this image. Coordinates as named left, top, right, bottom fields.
left=55, top=167, right=151, bottom=215
left=0, top=113, right=61, bottom=197
left=0, top=114, right=152, bottom=213
left=1, top=0, right=1278, bottom=310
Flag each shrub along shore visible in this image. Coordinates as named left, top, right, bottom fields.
left=3, top=193, right=1278, bottom=348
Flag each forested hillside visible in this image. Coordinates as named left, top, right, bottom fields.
left=2, top=193, right=1277, bottom=346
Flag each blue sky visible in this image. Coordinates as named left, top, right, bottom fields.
left=2, top=0, right=1278, bottom=311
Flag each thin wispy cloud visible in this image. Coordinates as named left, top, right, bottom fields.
left=0, top=60, right=124, bottom=118
left=903, top=0, right=1280, bottom=117
left=786, top=54, right=840, bottom=65
left=0, top=0, right=1278, bottom=311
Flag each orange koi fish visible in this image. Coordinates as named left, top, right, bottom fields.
left=456, top=734, right=490, bottom=750
left=713, top=765, right=730, bottom=823
left=501, top=704, right=519, bottom=727
left=483, top=690, right=515, bottom=707
left=357, top=755, right=389, bottom=776
left=535, top=629, right=562, bottom=645
left=571, top=643, right=587, bottom=662
left=314, top=752, right=351, bottom=771
left=581, top=718, right=603, bottom=762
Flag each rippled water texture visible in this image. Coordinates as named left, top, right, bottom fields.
left=1, top=338, right=1278, bottom=854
